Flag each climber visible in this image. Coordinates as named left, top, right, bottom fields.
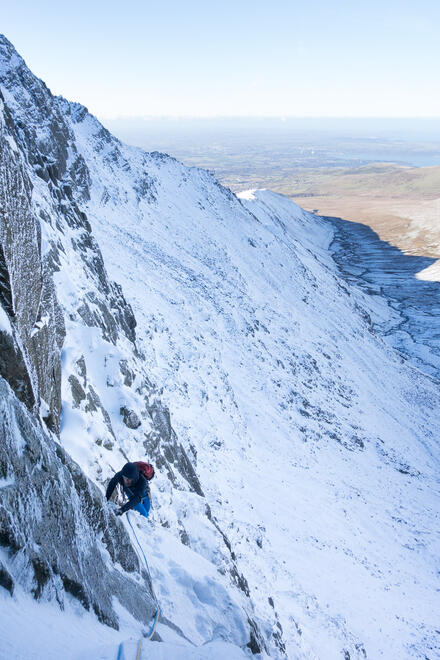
left=106, top=461, right=154, bottom=518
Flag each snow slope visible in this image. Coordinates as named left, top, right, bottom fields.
left=0, top=581, right=247, bottom=660
left=0, top=33, right=269, bottom=657
left=67, top=104, right=440, bottom=658
left=1, top=33, right=440, bottom=659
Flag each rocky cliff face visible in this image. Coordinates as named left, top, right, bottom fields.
left=0, top=375, right=156, bottom=628
left=0, top=84, right=64, bottom=431
left=0, top=34, right=267, bottom=654
left=0, top=35, right=160, bottom=634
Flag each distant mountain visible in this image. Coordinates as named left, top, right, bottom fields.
left=0, top=34, right=439, bottom=659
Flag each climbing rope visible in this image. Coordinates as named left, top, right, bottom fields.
left=126, top=511, right=161, bottom=641
left=110, top=472, right=161, bottom=658
left=116, top=637, right=143, bottom=660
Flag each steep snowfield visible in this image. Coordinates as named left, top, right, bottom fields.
left=0, top=35, right=257, bottom=658
left=66, top=107, right=440, bottom=658
left=1, top=33, right=439, bottom=658
left=0, top=581, right=247, bottom=660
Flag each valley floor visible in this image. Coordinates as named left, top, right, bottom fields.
left=328, top=215, right=440, bottom=378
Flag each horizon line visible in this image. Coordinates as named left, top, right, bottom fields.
left=100, top=115, right=440, bottom=122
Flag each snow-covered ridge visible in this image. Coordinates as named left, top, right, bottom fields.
left=0, top=32, right=270, bottom=656
left=65, top=96, right=440, bottom=657
left=1, top=32, right=440, bottom=659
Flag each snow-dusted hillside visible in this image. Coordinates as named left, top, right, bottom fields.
left=1, top=34, right=439, bottom=659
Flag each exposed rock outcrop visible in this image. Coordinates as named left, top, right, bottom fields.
left=0, top=376, right=156, bottom=628
left=120, top=405, right=142, bottom=429
left=0, top=87, right=64, bottom=431
left=0, top=34, right=266, bottom=653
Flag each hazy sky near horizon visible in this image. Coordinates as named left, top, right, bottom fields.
left=1, top=0, right=439, bottom=119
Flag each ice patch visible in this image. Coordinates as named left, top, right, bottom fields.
left=0, top=306, right=12, bottom=334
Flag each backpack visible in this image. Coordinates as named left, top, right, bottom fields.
left=135, top=461, right=155, bottom=481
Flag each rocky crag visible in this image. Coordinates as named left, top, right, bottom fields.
left=0, top=34, right=266, bottom=653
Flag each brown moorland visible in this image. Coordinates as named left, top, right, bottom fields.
left=288, top=164, right=440, bottom=277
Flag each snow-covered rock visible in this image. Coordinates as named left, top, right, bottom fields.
left=0, top=32, right=439, bottom=659
left=0, top=33, right=265, bottom=656
left=0, top=374, right=158, bottom=629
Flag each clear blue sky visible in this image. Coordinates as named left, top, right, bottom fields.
left=1, top=0, right=439, bottom=119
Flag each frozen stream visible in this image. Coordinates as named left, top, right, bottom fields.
left=328, top=216, right=440, bottom=379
